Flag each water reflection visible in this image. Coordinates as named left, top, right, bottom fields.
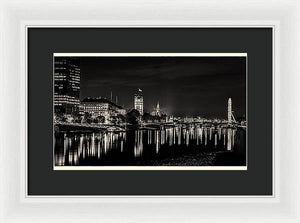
left=55, top=124, right=239, bottom=166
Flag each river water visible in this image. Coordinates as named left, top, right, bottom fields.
left=54, top=124, right=246, bottom=166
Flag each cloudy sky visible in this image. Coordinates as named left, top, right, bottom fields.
left=78, top=56, right=246, bottom=118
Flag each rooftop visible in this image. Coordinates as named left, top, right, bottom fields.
left=81, top=97, right=124, bottom=109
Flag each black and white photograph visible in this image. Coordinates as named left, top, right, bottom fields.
left=53, top=53, right=247, bottom=170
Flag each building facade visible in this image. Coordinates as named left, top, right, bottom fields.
left=116, top=106, right=126, bottom=115
left=134, top=89, right=143, bottom=115
left=80, top=97, right=125, bottom=123
left=54, top=57, right=80, bottom=114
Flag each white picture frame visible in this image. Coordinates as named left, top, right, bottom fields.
left=0, top=0, right=299, bottom=222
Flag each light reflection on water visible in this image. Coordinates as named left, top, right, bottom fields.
left=55, top=124, right=239, bottom=166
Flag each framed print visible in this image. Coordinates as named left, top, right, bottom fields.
left=2, top=0, right=300, bottom=223
left=27, top=28, right=271, bottom=195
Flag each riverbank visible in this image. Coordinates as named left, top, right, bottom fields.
left=54, top=122, right=161, bottom=133
left=54, top=122, right=125, bottom=133
left=146, top=152, right=217, bottom=166
left=145, top=151, right=245, bottom=166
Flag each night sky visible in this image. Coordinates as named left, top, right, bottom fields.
left=78, top=56, right=246, bottom=119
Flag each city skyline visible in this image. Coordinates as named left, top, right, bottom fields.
left=79, top=56, right=246, bottom=118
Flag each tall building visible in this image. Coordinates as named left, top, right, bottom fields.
left=228, top=98, right=232, bottom=124
left=54, top=58, right=80, bottom=114
left=134, top=88, right=143, bottom=115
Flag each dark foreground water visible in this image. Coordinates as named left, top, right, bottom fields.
left=54, top=124, right=246, bottom=166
